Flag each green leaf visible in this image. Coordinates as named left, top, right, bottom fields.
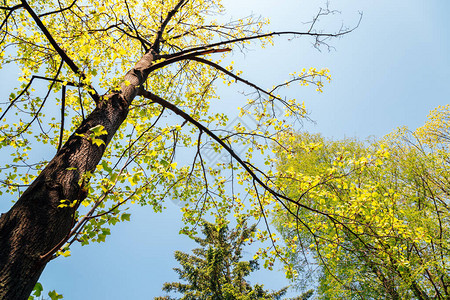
left=48, top=290, right=63, bottom=300
left=32, top=282, right=43, bottom=297
left=121, top=213, right=131, bottom=222
left=160, top=159, right=169, bottom=168
left=97, top=234, right=106, bottom=243
left=90, top=125, right=107, bottom=136
left=101, top=160, right=112, bottom=173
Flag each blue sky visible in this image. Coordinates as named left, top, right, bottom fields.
left=2, top=0, right=449, bottom=298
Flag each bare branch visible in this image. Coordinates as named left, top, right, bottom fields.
left=163, top=24, right=361, bottom=59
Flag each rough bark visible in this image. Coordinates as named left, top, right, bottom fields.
left=0, top=51, right=155, bottom=300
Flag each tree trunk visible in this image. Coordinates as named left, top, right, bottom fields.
left=0, top=51, right=155, bottom=300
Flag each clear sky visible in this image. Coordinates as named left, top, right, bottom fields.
left=2, top=0, right=449, bottom=299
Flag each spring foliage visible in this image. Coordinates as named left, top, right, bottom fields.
left=0, top=0, right=356, bottom=297
left=272, top=105, right=450, bottom=299
left=0, top=0, right=336, bottom=249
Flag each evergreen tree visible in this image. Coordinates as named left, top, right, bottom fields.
left=156, top=219, right=287, bottom=300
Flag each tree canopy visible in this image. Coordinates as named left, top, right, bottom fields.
left=156, top=219, right=287, bottom=299
left=272, top=105, right=450, bottom=299
left=0, top=0, right=360, bottom=298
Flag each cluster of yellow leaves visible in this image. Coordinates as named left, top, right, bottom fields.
left=271, top=107, right=450, bottom=298
left=416, top=104, right=450, bottom=147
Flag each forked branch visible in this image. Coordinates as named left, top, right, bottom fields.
left=152, top=0, right=189, bottom=53
left=20, top=0, right=100, bottom=103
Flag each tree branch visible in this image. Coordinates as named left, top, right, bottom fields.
left=57, top=85, right=66, bottom=152
left=152, top=0, right=189, bottom=53
left=38, top=0, right=78, bottom=18
left=148, top=47, right=231, bottom=72
left=20, top=0, right=100, bottom=103
left=161, top=21, right=361, bottom=59
left=136, top=88, right=312, bottom=213
left=0, top=3, right=23, bottom=31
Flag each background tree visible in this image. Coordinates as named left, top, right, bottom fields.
left=272, top=105, right=450, bottom=299
left=0, top=0, right=358, bottom=298
left=156, top=219, right=287, bottom=299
